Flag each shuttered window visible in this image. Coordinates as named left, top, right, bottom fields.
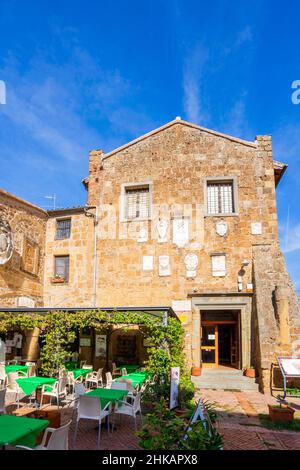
left=125, top=186, right=150, bottom=220
left=207, top=181, right=235, bottom=215
left=56, top=219, right=71, bottom=239
left=54, top=255, right=69, bottom=281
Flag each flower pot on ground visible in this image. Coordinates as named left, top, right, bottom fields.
left=268, top=404, right=295, bottom=423
left=191, top=367, right=201, bottom=376
left=244, top=367, right=256, bottom=378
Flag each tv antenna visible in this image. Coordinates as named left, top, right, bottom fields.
left=44, top=194, right=56, bottom=210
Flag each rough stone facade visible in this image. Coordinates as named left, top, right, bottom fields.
left=0, top=119, right=298, bottom=391
left=0, top=189, right=46, bottom=307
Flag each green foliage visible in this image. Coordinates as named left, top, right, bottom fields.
left=138, top=398, right=186, bottom=450
left=178, top=376, right=195, bottom=408
left=180, top=421, right=223, bottom=450
left=259, top=413, right=300, bottom=431
left=0, top=309, right=185, bottom=379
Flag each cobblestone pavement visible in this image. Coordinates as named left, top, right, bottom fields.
left=4, top=389, right=300, bottom=450
left=197, top=389, right=300, bottom=450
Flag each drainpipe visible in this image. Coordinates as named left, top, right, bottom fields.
left=84, top=205, right=98, bottom=308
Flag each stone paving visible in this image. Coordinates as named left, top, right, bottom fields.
left=4, top=388, right=300, bottom=450
left=197, top=389, right=300, bottom=450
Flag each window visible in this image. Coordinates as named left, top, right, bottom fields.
left=54, top=255, right=69, bottom=281
left=207, top=180, right=235, bottom=215
left=56, top=219, right=71, bottom=239
left=125, top=185, right=150, bottom=220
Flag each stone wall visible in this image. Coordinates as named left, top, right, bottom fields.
left=43, top=210, right=94, bottom=307
left=0, top=190, right=47, bottom=307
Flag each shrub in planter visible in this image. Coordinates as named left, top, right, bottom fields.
left=268, top=404, right=295, bottom=423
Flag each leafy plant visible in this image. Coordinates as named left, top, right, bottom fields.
left=180, top=421, right=223, bottom=450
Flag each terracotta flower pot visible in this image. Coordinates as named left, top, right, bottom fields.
left=268, top=404, right=295, bottom=423
left=191, top=367, right=202, bottom=376
left=244, top=368, right=256, bottom=378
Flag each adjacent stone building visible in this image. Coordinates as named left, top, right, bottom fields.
left=0, top=118, right=299, bottom=391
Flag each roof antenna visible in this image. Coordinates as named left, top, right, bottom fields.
left=44, top=194, right=56, bottom=210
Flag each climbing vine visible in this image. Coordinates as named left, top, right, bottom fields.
left=0, top=309, right=186, bottom=378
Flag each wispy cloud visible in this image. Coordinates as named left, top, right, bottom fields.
left=182, top=45, right=209, bottom=125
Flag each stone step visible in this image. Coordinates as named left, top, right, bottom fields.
left=191, top=369, right=260, bottom=391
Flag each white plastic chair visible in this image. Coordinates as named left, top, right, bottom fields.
left=7, top=372, right=23, bottom=408
left=0, top=387, right=6, bottom=414
left=82, top=364, right=93, bottom=370
left=73, top=395, right=111, bottom=449
left=121, top=368, right=127, bottom=376
left=105, top=372, right=113, bottom=389
left=70, top=383, right=86, bottom=418
left=0, top=365, right=7, bottom=387
left=112, top=362, right=121, bottom=378
left=85, top=368, right=103, bottom=389
left=16, top=420, right=72, bottom=450
left=67, top=371, right=83, bottom=395
left=40, top=376, right=68, bottom=408
left=119, top=378, right=135, bottom=393
left=113, top=392, right=142, bottom=431
left=80, top=360, right=86, bottom=368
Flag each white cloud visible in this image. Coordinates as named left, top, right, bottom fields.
left=182, top=45, right=209, bottom=125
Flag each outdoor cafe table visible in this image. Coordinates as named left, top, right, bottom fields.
left=115, top=373, right=147, bottom=388
left=0, top=415, right=49, bottom=449
left=118, top=364, right=139, bottom=373
left=68, top=368, right=92, bottom=379
left=86, top=388, right=128, bottom=409
left=5, top=364, right=28, bottom=374
left=16, top=376, right=57, bottom=396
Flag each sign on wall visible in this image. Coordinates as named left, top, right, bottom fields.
left=95, top=334, right=107, bottom=358
left=170, top=366, right=180, bottom=409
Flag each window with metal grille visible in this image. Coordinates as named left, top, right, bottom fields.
left=54, top=255, right=69, bottom=281
left=56, top=219, right=71, bottom=239
left=207, top=181, right=235, bottom=215
left=125, top=186, right=150, bottom=220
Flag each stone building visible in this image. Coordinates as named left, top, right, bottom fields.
left=0, top=118, right=299, bottom=390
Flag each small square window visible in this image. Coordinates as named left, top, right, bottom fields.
left=54, top=255, right=69, bottom=282
left=56, top=219, right=71, bottom=239
left=207, top=180, right=235, bottom=215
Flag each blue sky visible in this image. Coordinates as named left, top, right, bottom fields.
left=0, top=0, right=300, bottom=291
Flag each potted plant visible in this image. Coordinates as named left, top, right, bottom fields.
left=243, top=366, right=256, bottom=378
left=51, top=275, right=66, bottom=284
left=191, top=366, right=202, bottom=376
left=268, top=398, right=295, bottom=423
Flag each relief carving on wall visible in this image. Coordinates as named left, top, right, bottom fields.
left=184, top=253, right=198, bottom=278
left=216, top=221, right=228, bottom=237
left=21, top=237, right=39, bottom=275
left=156, top=219, right=168, bottom=243
left=158, top=255, right=171, bottom=276
left=0, top=219, right=13, bottom=265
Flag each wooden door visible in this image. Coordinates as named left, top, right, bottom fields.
left=201, top=324, right=218, bottom=368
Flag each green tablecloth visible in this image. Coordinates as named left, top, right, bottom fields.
left=86, top=388, right=128, bottom=409
left=115, top=373, right=146, bottom=388
left=16, top=376, right=57, bottom=395
left=118, top=364, right=140, bottom=373
left=0, top=415, right=49, bottom=448
left=69, top=368, right=92, bottom=379
left=5, top=365, right=28, bottom=374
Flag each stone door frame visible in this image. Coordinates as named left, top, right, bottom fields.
left=191, top=294, right=252, bottom=370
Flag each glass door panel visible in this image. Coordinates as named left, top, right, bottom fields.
left=201, top=325, right=218, bottom=366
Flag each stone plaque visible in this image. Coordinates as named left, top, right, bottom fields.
left=22, top=238, right=39, bottom=275
left=211, top=254, right=226, bottom=277
left=0, top=219, right=13, bottom=265
left=216, top=221, right=228, bottom=237
left=184, top=253, right=198, bottom=278
left=159, top=255, right=171, bottom=276
left=137, top=228, right=148, bottom=242
left=173, top=218, right=189, bottom=248
left=251, top=222, right=262, bottom=235
left=17, top=296, right=35, bottom=308
left=156, top=219, right=168, bottom=243
left=142, top=255, right=153, bottom=271
left=172, top=300, right=192, bottom=312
